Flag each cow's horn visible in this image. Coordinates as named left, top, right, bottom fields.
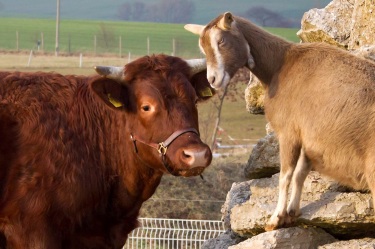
left=94, top=66, right=124, bottom=80
left=186, top=58, right=206, bottom=76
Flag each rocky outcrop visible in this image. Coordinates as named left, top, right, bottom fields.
left=297, top=0, right=354, bottom=48
left=347, top=0, right=375, bottom=49
left=319, top=238, right=375, bottom=249
left=201, top=231, right=245, bottom=249
left=244, top=133, right=279, bottom=179
left=298, top=0, right=375, bottom=50
left=229, top=227, right=337, bottom=249
left=244, top=75, right=264, bottom=115
left=229, top=172, right=375, bottom=240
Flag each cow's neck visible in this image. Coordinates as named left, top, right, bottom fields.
left=106, top=119, right=163, bottom=202
left=237, top=18, right=292, bottom=85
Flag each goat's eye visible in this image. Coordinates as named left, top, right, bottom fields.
left=218, top=38, right=224, bottom=45
left=141, top=105, right=150, bottom=112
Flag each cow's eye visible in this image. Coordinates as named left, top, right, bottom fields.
left=141, top=105, right=151, bottom=112
left=218, top=38, right=224, bottom=45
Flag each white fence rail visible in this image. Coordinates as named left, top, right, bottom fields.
left=124, top=218, right=225, bottom=249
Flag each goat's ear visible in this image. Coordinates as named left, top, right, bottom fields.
left=91, top=77, right=127, bottom=110
left=218, top=12, right=234, bottom=30
left=190, top=71, right=216, bottom=102
left=184, top=24, right=205, bottom=36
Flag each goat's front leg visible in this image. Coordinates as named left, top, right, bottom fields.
left=265, top=137, right=301, bottom=231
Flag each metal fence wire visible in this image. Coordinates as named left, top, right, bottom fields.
left=124, top=218, right=225, bottom=249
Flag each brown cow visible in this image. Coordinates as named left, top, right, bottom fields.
left=185, top=12, right=375, bottom=231
left=0, top=54, right=214, bottom=249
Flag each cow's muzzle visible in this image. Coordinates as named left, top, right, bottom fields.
left=130, top=128, right=207, bottom=176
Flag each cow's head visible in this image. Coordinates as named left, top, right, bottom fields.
left=91, top=55, right=214, bottom=177
left=185, top=12, right=255, bottom=90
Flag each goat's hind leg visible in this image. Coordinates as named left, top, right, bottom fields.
left=364, top=163, right=375, bottom=214
left=265, top=138, right=301, bottom=231
left=287, top=148, right=311, bottom=223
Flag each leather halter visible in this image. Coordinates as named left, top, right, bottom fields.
left=130, top=128, right=199, bottom=175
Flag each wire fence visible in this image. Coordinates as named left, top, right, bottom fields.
left=124, top=218, right=225, bottom=249
left=0, top=29, right=202, bottom=59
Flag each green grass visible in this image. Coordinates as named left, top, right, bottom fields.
left=0, top=17, right=299, bottom=58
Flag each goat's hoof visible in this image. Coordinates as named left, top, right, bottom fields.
left=265, top=215, right=283, bottom=231
left=265, top=223, right=277, bottom=232
left=287, top=209, right=301, bottom=218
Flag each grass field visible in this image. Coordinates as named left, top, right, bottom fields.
left=0, top=18, right=300, bottom=58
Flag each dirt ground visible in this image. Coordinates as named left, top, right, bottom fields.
left=0, top=51, right=136, bottom=75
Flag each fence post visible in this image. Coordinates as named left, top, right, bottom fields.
left=94, top=35, right=97, bottom=56
left=27, top=50, right=33, bottom=67
left=172, top=38, right=175, bottom=56
left=119, top=36, right=122, bottom=58
left=128, top=52, right=131, bottom=64
left=16, top=31, right=19, bottom=52
left=41, top=32, right=44, bottom=52
left=79, top=53, right=83, bottom=68
left=68, top=34, right=71, bottom=54
left=147, top=37, right=150, bottom=55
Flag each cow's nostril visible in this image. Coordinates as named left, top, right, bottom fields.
left=183, top=151, right=192, bottom=159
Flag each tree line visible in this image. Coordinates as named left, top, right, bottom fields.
left=117, top=0, right=195, bottom=24
left=117, top=1, right=298, bottom=28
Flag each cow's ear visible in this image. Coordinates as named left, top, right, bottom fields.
left=190, top=71, right=216, bottom=102
left=91, top=77, right=127, bottom=110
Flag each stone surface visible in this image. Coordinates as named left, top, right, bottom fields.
left=229, top=227, right=337, bottom=249
left=297, top=0, right=354, bottom=48
left=351, top=45, right=375, bottom=63
left=244, top=132, right=279, bottom=179
left=229, top=172, right=375, bottom=239
left=319, top=238, right=375, bottom=249
left=221, top=181, right=251, bottom=230
left=348, top=0, right=375, bottom=49
left=244, top=74, right=265, bottom=115
left=201, top=231, right=245, bottom=249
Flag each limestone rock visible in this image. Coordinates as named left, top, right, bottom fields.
left=229, top=227, right=337, bottom=249
left=229, top=172, right=375, bottom=239
left=319, top=238, right=375, bottom=249
left=297, top=0, right=354, bottom=48
left=244, top=132, right=279, bottom=179
left=348, top=0, right=375, bottom=49
left=221, top=181, right=251, bottom=230
left=244, top=74, right=265, bottom=115
left=201, top=231, right=245, bottom=249
left=351, top=45, right=375, bottom=63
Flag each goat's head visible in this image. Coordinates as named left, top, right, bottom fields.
left=185, top=12, right=255, bottom=90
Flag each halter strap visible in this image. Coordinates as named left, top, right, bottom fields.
left=130, top=128, right=199, bottom=175
left=130, top=128, right=199, bottom=155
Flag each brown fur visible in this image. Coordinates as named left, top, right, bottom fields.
left=196, top=13, right=375, bottom=230
left=0, top=54, right=213, bottom=248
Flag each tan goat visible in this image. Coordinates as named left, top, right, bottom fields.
left=185, top=12, right=375, bottom=231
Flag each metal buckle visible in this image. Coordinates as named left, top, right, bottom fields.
left=157, top=142, right=168, bottom=155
